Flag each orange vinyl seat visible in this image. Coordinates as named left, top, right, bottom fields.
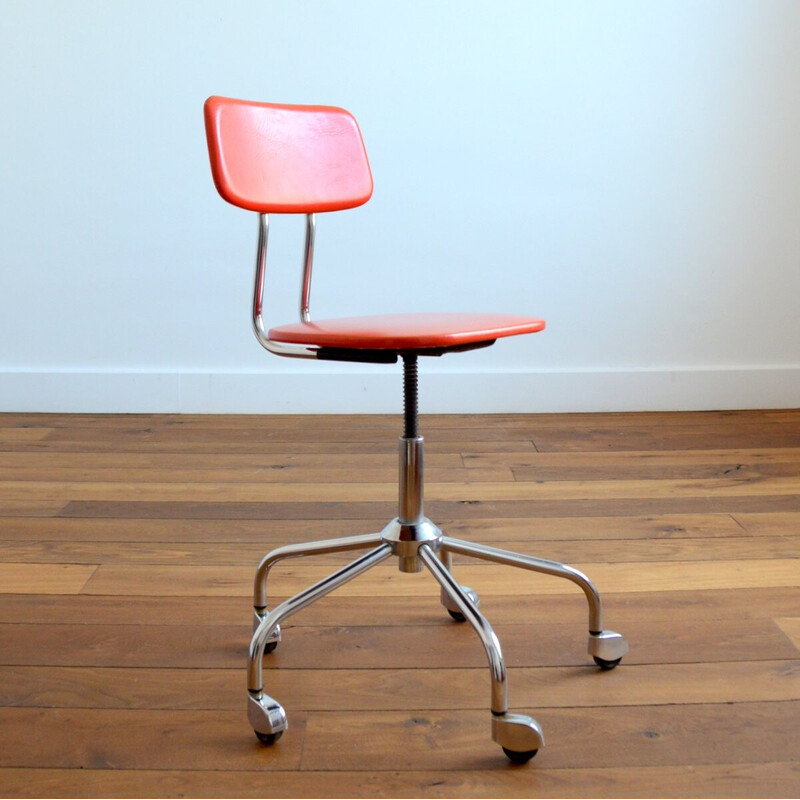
left=204, top=96, right=627, bottom=764
left=269, top=311, right=545, bottom=352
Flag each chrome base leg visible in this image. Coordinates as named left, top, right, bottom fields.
left=252, top=532, right=384, bottom=650
left=418, top=544, right=544, bottom=762
left=248, top=543, right=393, bottom=741
left=441, top=536, right=629, bottom=666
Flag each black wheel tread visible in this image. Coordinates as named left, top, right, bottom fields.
left=255, top=729, right=283, bottom=745
left=593, top=655, right=622, bottom=670
left=502, top=747, right=538, bottom=763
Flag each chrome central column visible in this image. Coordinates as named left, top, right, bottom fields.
left=381, top=354, right=442, bottom=572
left=399, top=434, right=424, bottom=525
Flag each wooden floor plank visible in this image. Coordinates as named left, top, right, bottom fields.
left=0, top=702, right=797, bottom=773
left=0, top=450, right=461, bottom=471
left=0, top=762, right=796, bottom=800
left=0, top=762, right=794, bottom=800
left=0, top=515, right=391, bottom=542
left=775, top=617, right=800, bottom=651
left=3, top=660, right=798, bottom=711
left=77, top=558, right=800, bottom=596
left=467, top=446, right=800, bottom=469
left=0, top=707, right=307, bottom=771
left=2, top=618, right=795, bottom=670
left=4, top=475, right=800, bottom=504
left=0, top=467, right=510, bottom=485
left=530, top=422, right=800, bottom=453
left=54, top=492, right=800, bottom=521
left=0, top=501, right=65, bottom=517
left=0, top=512, right=756, bottom=542
left=1, top=533, right=797, bottom=566
left=0, top=427, right=52, bottom=443
left=299, top=702, right=800, bottom=771
left=2, top=586, right=797, bottom=627
left=0, top=564, right=96, bottom=595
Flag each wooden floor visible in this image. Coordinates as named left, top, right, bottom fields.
left=0, top=410, right=799, bottom=798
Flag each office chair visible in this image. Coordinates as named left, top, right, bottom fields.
left=204, top=96, right=628, bottom=763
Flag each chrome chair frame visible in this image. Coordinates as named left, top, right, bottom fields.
left=245, top=217, right=628, bottom=762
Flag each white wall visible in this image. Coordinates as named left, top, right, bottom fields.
left=2, top=0, right=799, bottom=413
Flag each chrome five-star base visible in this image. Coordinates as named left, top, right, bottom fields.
left=246, top=356, right=628, bottom=763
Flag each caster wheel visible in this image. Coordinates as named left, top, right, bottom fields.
left=262, top=640, right=278, bottom=655
left=255, top=729, right=283, bottom=746
left=593, top=655, right=622, bottom=670
left=503, top=747, right=538, bottom=764
left=444, top=585, right=479, bottom=622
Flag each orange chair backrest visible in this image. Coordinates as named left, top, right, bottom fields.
left=204, top=96, right=374, bottom=214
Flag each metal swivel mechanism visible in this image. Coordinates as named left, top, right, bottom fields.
left=246, top=354, right=628, bottom=763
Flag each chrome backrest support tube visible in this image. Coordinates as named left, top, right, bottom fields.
left=300, top=213, right=315, bottom=323
left=251, top=212, right=270, bottom=342
left=251, top=213, right=319, bottom=360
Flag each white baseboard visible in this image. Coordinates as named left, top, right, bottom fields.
left=1, top=365, right=798, bottom=413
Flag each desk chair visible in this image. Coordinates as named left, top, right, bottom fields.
left=204, top=96, right=628, bottom=763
